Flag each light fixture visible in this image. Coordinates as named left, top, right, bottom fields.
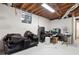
left=41, top=3, right=55, bottom=13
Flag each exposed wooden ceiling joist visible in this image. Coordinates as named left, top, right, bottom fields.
left=12, top=3, right=79, bottom=20
left=31, top=6, right=41, bottom=13
left=48, top=3, right=62, bottom=17
left=21, top=3, right=33, bottom=10
left=26, top=4, right=37, bottom=11
left=62, top=4, right=79, bottom=19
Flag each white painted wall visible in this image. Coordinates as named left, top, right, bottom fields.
left=0, top=4, right=50, bottom=39
left=50, top=18, right=73, bottom=34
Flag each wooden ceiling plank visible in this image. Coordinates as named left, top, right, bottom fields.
left=31, top=6, right=41, bottom=13
left=13, top=3, right=23, bottom=8
left=26, top=4, right=37, bottom=11
left=53, top=4, right=62, bottom=15
left=39, top=14, right=50, bottom=19
left=60, top=4, right=74, bottom=11
left=20, top=3, right=33, bottom=10
left=35, top=8, right=44, bottom=15
left=39, top=9, right=56, bottom=19
left=57, top=3, right=69, bottom=8
left=30, top=4, right=41, bottom=13
left=48, top=3, right=62, bottom=17
left=12, top=3, right=77, bottom=20
left=20, top=3, right=27, bottom=9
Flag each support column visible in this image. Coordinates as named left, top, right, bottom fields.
left=72, top=14, right=76, bottom=44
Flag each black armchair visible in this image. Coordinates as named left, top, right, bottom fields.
left=3, top=34, right=24, bottom=54
left=24, top=31, right=38, bottom=47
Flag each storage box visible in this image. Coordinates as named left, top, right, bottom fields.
left=52, top=37, right=58, bottom=44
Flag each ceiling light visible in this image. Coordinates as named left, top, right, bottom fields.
left=41, top=3, right=55, bottom=13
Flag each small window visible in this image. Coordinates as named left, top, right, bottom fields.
left=21, top=11, right=32, bottom=24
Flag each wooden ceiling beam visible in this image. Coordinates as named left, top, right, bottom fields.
left=74, top=11, right=79, bottom=16
left=38, top=10, right=59, bottom=20
left=30, top=4, right=41, bottom=13
left=38, top=9, right=48, bottom=15
left=59, top=4, right=75, bottom=17
left=60, top=4, right=74, bottom=11
left=31, top=6, right=41, bottom=13
left=20, top=3, right=33, bottom=10
left=20, top=3, right=27, bottom=9
left=26, top=4, right=37, bottom=12
left=50, top=16, right=61, bottom=20
left=34, top=8, right=44, bottom=15
left=38, top=11, right=50, bottom=18
left=57, top=3, right=69, bottom=8
left=48, top=3, right=62, bottom=17
left=50, top=13, right=60, bottom=19
left=12, top=3, right=77, bottom=20
left=13, top=3, right=23, bottom=8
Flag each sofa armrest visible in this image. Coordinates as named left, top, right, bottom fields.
left=3, top=41, right=8, bottom=54
left=23, top=39, right=30, bottom=48
left=32, top=35, right=38, bottom=42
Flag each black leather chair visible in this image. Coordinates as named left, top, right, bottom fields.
left=3, top=34, right=25, bottom=54
left=24, top=31, right=38, bottom=48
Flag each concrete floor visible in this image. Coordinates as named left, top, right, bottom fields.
left=12, top=41, right=79, bottom=55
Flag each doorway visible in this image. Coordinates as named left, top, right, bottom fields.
left=76, top=20, right=79, bottom=38
left=76, top=19, right=79, bottom=43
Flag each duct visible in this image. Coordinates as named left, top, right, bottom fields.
left=62, top=4, right=79, bottom=19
